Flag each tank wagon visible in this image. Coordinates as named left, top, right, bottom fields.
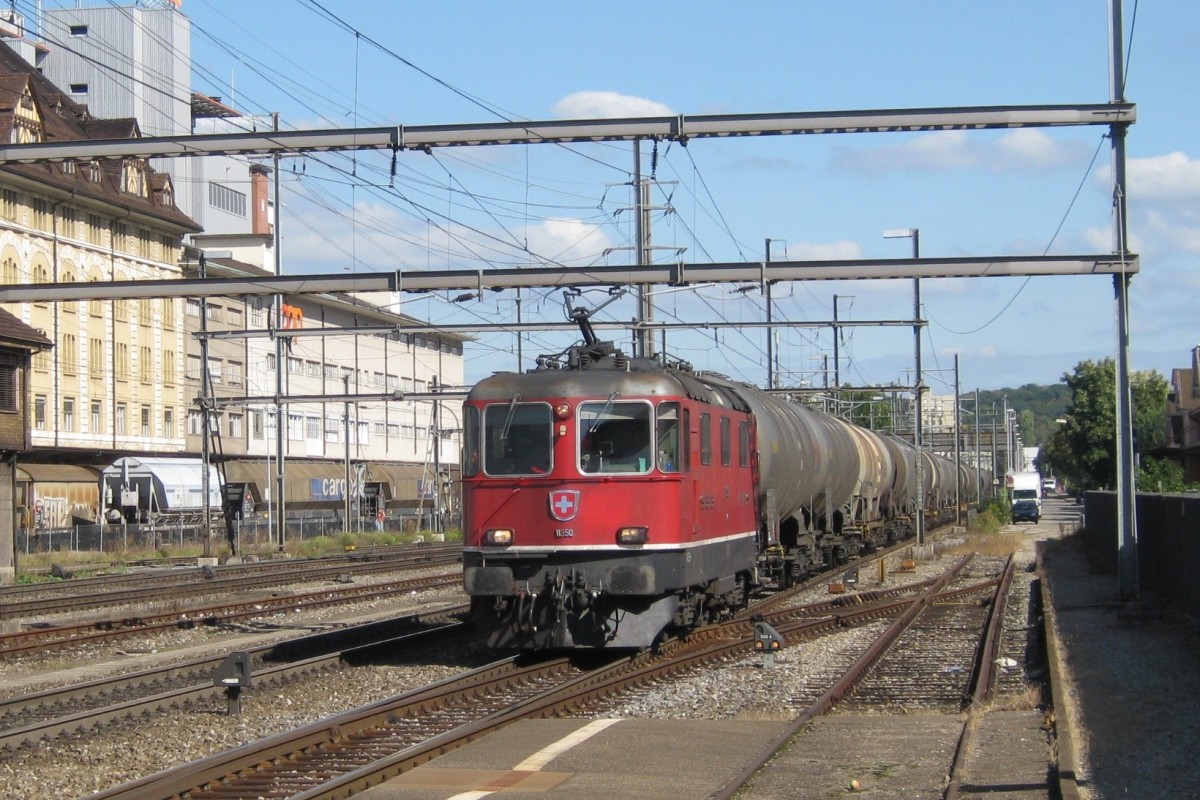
left=462, top=305, right=983, bottom=650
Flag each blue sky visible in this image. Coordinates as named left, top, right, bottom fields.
left=147, top=2, right=1199, bottom=393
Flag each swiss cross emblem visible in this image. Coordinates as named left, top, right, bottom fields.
left=549, top=490, right=580, bottom=521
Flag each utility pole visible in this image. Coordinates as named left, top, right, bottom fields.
left=199, top=254, right=212, bottom=558
left=885, top=228, right=923, bottom=544
left=633, top=143, right=654, bottom=359
left=765, top=238, right=774, bottom=389
left=974, top=388, right=982, bottom=500
left=432, top=376, right=442, bottom=535
left=1109, top=0, right=1138, bottom=601
left=953, top=354, right=962, bottom=525
left=832, top=294, right=840, bottom=388
left=272, top=112, right=287, bottom=552
left=343, top=375, right=351, bottom=533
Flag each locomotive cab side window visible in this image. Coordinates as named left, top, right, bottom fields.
left=738, top=420, right=750, bottom=467
left=699, top=412, right=712, bottom=466
left=579, top=400, right=652, bottom=474
left=483, top=402, right=551, bottom=476
left=463, top=406, right=480, bottom=477
left=656, top=402, right=681, bottom=473
left=720, top=417, right=731, bottom=466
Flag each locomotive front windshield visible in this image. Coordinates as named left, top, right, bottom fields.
left=482, top=402, right=552, bottom=475
left=579, top=400, right=654, bottom=474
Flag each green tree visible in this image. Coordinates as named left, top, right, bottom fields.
left=835, top=389, right=894, bottom=430
left=1039, top=359, right=1169, bottom=490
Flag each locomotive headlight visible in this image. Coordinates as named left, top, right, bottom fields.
left=484, top=528, right=514, bottom=546
left=554, top=402, right=572, bottom=419
left=616, top=526, right=649, bottom=545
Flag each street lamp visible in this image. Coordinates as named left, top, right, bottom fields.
left=884, top=228, right=923, bottom=544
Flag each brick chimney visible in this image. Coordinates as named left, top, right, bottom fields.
left=249, top=164, right=272, bottom=236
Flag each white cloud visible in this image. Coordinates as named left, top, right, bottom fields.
left=1124, top=152, right=1200, bottom=201
left=834, top=129, right=1088, bottom=173
left=552, top=91, right=674, bottom=119
left=524, top=218, right=615, bottom=265
left=1093, top=152, right=1200, bottom=257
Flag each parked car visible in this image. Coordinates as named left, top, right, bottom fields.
left=1011, top=499, right=1041, bottom=524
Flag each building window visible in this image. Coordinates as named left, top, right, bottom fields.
left=187, top=354, right=202, bottom=383
left=163, top=350, right=176, bottom=385
left=89, top=337, right=103, bottom=377
left=325, top=416, right=339, bottom=443
left=121, top=160, right=148, bottom=198
left=1, top=188, right=19, bottom=221
left=164, top=408, right=174, bottom=438
left=116, top=403, right=127, bottom=435
left=116, top=343, right=129, bottom=380
left=226, top=360, right=242, bottom=386
left=287, top=413, right=303, bottom=440
left=63, top=398, right=76, bottom=431
left=229, top=413, right=243, bottom=438
left=209, top=182, right=247, bottom=216
left=91, top=400, right=102, bottom=433
left=69, top=24, right=88, bottom=35
left=31, top=197, right=50, bottom=231
left=207, top=357, right=222, bottom=384
left=34, top=395, right=46, bottom=429
left=141, top=405, right=151, bottom=437
left=305, top=360, right=321, bottom=377
left=306, top=416, right=320, bottom=440
left=185, top=298, right=201, bottom=317
left=69, top=83, right=88, bottom=94
left=61, top=333, right=77, bottom=374
left=265, top=353, right=276, bottom=371
left=287, top=357, right=302, bottom=374
left=113, top=222, right=129, bottom=253
left=187, top=409, right=202, bottom=435
left=250, top=410, right=264, bottom=439
left=140, top=346, right=153, bottom=383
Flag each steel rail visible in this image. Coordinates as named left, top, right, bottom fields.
left=0, top=550, right=461, bottom=619
left=0, top=612, right=469, bottom=752
left=942, top=554, right=1018, bottom=800
left=0, top=572, right=461, bottom=659
left=707, top=553, right=976, bottom=799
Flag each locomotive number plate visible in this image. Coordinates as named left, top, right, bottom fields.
left=554, top=528, right=575, bottom=538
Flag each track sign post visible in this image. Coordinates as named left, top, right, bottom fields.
left=753, top=621, right=785, bottom=668
left=213, top=651, right=252, bottom=715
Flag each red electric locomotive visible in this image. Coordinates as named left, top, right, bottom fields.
left=463, top=333, right=760, bottom=649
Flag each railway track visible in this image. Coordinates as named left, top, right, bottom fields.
left=0, top=544, right=461, bottom=619
left=82, top=551, right=1014, bottom=800
left=0, top=570, right=463, bottom=659
left=0, top=604, right=470, bottom=753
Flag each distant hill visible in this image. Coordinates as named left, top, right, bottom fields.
left=977, top=383, right=1070, bottom=448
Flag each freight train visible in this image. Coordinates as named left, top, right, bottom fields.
left=462, top=302, right=987, bottom=649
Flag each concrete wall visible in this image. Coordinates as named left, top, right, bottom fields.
left=1082, top=491, right=1200, bottom=624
